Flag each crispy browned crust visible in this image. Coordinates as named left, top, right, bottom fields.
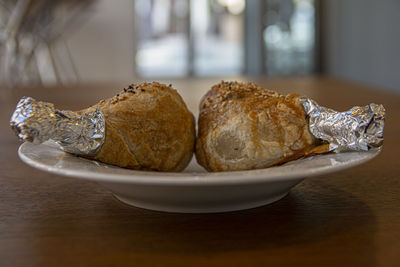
left=82, top=82, right=195, bottom=172
left=195, top=81, right=318, bottom=172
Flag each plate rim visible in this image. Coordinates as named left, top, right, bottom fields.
left=18, top=142, right=381, bottom=186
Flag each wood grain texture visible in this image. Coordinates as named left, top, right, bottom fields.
left=0, top=77, right=399, bottom=267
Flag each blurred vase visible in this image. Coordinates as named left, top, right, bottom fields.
left=0, top=0, right=96, bottom=87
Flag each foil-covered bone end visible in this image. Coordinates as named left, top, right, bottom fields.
left=300, top=97, right=385, bottom=152
left=10, top=97, right=105, bottom=156
left=10, top=97, right=57, bottom=144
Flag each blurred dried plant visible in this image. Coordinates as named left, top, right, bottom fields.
left=0, top=0, right=96, bottom=87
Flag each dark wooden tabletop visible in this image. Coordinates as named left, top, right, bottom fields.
left=0, top=77, right=399, bottom=267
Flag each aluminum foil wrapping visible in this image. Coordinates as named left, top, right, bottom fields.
left=300, top=97, right=385, bottom=152
left=10, top=97, right=105, bottom=156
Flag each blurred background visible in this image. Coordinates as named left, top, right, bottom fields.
left=0, top=0, right=399, bottom=92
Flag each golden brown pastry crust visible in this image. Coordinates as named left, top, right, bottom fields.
left=195, top=81, right=318, bottom=172
left=81, top=82, right=195, bottom=172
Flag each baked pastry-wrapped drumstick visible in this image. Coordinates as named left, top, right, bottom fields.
left=196, top=81, right=385, bottom=172
left=10, top=82, right=195, bottom=172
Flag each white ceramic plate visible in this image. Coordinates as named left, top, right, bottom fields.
left=18, top=141, right=381, bottom=213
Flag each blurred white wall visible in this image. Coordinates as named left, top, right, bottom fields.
left=323, top=0, right=400, bottom=92
left=65, top=0, right=135, bottom=83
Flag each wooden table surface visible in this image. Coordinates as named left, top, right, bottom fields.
left=0, top=77, right=399, bottom=266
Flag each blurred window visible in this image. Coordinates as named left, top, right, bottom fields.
left=192, top=0, right=244, bottom=76
left=263, top=0, right=316, bottom=75
left=134, top=0, right=244, bottom=77
left=134, top=0, right=189, bottom=77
